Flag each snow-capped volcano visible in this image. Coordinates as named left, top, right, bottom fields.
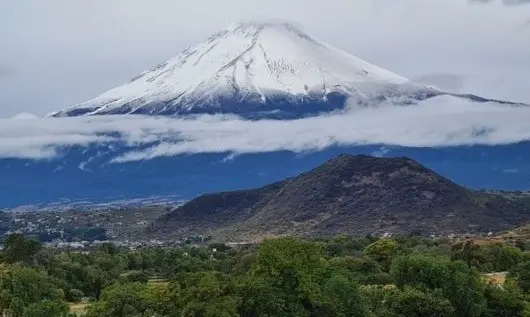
left=49, top=21, right=519, bottom=118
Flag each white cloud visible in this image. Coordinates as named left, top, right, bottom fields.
left=372, top=147, right=391, bottom=158
left=1, top=96, right=530, bottom=161
left=411, top=74, right=464, bottom=93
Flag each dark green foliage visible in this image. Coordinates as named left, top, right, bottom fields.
left=85, top=283, right=150, bottom=317
left=178, top=271, right=240, bottom=317
left=391, top=254, right=487, bottom=317
left=209, top=242, right=232, bottom=253
left=451, top=241, right=523, bottom=272
left=98, top=243, right=119, bottom=256
left=318, top=271, right=368, bottom=317
left=124, top=271, right=149, bottom=284
left=42, top=251, right=122, bottom=299
left=3, top=234, right=42, bottom=265
left=239, top=238, right=368, bottom=317
left=483, top=284, right=526, bottom=317
left=387, top=287, right=455, bottom=317
left=360, top=286, right=394, bottom=317
left=68, top=289, right=84, bottom=303
left=328, top=256, right=392, bottom=285
left=0, top=267, right=68, bottom=317
left=451, top=240, right=485, bottom=268
left=509, top=261, right=530, bottom=293
left=22, top=300, right=69, bottom=317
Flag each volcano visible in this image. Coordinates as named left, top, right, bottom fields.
left=49, top=21, right=521, bottom=119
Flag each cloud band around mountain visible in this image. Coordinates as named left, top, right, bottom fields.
left=1, top=96, right=530, bottom=162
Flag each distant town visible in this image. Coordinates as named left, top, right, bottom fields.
left=0, top=206, right=196, bottom=250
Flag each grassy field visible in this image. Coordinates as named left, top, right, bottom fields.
left=148, top=276, right=169, bottom=286
left=483, top=272, right=508, bottom=285
left=69, top=303, right=90, bottom=316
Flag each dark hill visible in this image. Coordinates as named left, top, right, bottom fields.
left=151, top=154, right=530, bottom=242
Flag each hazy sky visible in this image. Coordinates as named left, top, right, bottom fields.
left=1, top=0, right=530, bottom=117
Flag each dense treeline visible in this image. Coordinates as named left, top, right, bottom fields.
left=2, top=233, right=530, bottom=316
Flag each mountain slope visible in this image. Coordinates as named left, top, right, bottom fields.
left=151, top=154, right=530, bottom=241
left=50, top=21, right=446, bottom=118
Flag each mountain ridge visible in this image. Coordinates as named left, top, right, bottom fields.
left=150, top=154, right=530, bottom=242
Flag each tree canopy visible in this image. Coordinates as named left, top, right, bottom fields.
left=0, top=233, right=529, bottom=316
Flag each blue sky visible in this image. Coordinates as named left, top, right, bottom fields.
left=1, top=0, right=529, bottom=117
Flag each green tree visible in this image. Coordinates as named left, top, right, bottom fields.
left=484, top=244, right=522, bottom=272
left=483, top=283, right=525, bottom=317
left=208, top=243, right=232, bottom=253
left=387, top=287, right=455, bottom=317
left=318, top=271, right=368, bottom=317
left=99, top=243, right=119, bottom=256
left=144, top=282, right=180, bottom=317
left=248, top=237, right=328, bottom=315
left=508, top=261, right=530, bottom=293
left=0, top=267, right=68, bottom=317
left=125, top=271, right=149, bottom=284
left=451, top=241, right=485, bottom=269
left=3, top=234, right=42, bottom=265
left=9, top=297, right=25, bottom=317
left=329, top=256, right=391, bottom=285
left=364, top=239, right=399, bottom=270
left=80, top=265, right=117, bottom=299
left=360, top=286, right=394, bottom=317
left=391, top=254, right=487, bottom=317
left=85, top=283, right=150, bottom=317
left=22, top=299, right=69, bottom=317
left=68, top=289, right=84, bottom=303
left=239, top=238, right=368, bottom=317
left=179, top=271, right=240, bottom=317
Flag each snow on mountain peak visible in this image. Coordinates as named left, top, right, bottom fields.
left=50, top=20, right=422, bottom=118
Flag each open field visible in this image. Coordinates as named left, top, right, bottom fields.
left=483, top=272, right=508, bottom=285
left=69, top=303, right=90, bottom=316
left=148, top=276, right=169, bottom=286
